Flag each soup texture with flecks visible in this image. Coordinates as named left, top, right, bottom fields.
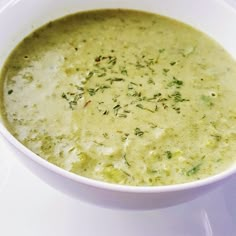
left=1, top=10, right=236, bottom=186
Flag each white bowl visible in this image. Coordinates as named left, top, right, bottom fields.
left=1, top=0, right=236, bottom=210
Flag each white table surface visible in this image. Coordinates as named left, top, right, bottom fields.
left=225, top=0, right=236, bottom=8
left=1, top=1, right=236, bottom=235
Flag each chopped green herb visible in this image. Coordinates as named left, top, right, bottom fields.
left=136, top=104, right=144, bottom=109
left=120, top=67, right=128, bottom=75
left=127, top=90, right=142, bottom=97
left=134, top=127, right=144, bottom=136
left=86, top=71, right=94, bottom=80
left=148, top=78, right=155, bottom=84
left=157, top=97, right=168, bottom=102
left=69, top=95, right=81, bottom=109
left=123, top=153, right=131, bottom=167
left=166, top=151, right=172, bottom=159
left=131, top=82, right=139, bottom=86
left=87, top=88, right=96, bottom=96
left=159, top=48, right=165, bottom=53
left=127, top=82, right=139, bottom=90
left=118, top=114, right=127, bottom=118
left=103, top=110, right=109, bottom=115
left=172, top=91, right=189, bottom=103
left=98, top=85, right=110, bottom=92
left=93, top=140, right=104, bottom=146
left=187, top=164, right=201, bottom=176
left=211, top=134, right=222, bottom=142
left=113, top=104, right=121, bottom=116
left=61, top=91, right=83, bottom=109
left=163, top=68, right=170, bottom=73
left=146, top=58, right=155, bottom=66
left=136, top=61, right=145, bottom=69
left=108, top=56, right=117, bottom=66
left=121, top=133, right=129, bottom=142
left=136, top=104, right=155, bottom=113
left=106, top=78, right=124, bottom=84
left=172, top=105, right=181, bottom=114
left=62, top=92, right=68, bottom=100
left=124, top=110, right=131, bottom=113
left=98, top=72, right=106, bottom=77
left=103, top=133, right=109, bottom=138
left=168, top=77, right=184, bottom=88
left=149, top=122, right=157, bottom=128
left=8, top=89, right=13, bottom=95
left=87, top=85, right=110, bottom=96
left=95, top=56, right=102, bottom=62
left=75, top=85, right=84, bottom=91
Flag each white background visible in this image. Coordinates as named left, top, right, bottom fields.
left=0, top=1, right=236, bottom=235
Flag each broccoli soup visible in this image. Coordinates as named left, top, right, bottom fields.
left=1, top=10, right=236, bottom=186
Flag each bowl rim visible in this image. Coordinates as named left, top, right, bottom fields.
left=1, top=0, right=236, bottom=193
left=1, top=122, right=235, bottom=193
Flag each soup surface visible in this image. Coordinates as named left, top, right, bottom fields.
left=1, top=10, right=236, bottom=186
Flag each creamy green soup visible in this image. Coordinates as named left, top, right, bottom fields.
left=1, top=9, right=236, bottom=186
